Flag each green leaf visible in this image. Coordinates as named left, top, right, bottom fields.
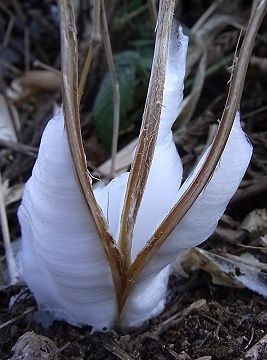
left=93, top=51, right=138, bottom=150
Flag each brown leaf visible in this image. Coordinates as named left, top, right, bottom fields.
left=7, top=70, right=61, bottom=101
left=0, top=93, right=20, bottom=142
left=11, top=331, right=58, bottom=360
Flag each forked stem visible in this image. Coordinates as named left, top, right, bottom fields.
left=118, top=0, right=176, bottom=268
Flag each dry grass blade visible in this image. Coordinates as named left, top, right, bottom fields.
left=78, top=0, right=101, bottom=101
left=100, top=0, right=120, bottom=178
left=175, top=51, right=207, bottom=129
left=118, top=0, right=176, bottom=268
left=0, top=306, right=36, bottom=331
left=57, top=0, right=125, bottom=301
left=191, top=0, right=221, bottom=34
left=123, top=0, right=267, bottom=304
left=0, top=171, right=19, bottom=285
left=148, top=0, right=157, bottom=27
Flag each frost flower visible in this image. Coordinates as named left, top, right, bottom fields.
left=18, top=24, right=252, bottom=330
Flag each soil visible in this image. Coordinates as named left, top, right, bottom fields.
left=0, top=1, right=267, bottom=359
left=1, top=272, right=267, bottom=359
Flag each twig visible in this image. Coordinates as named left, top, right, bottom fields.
left=33, top=60, right=61, bottom=76
left=57, top=0, right=126, bottom=308
left=118, top=4, right=148, bottom=26
left=78, top=0, right=101, bottom=101
left=104, top=340, right=134, bottom=360
left=0, top=2, right=13, bottom=17
left=124, top=0, right=267, bottom=308
left=3, top=16, right=15, bottom=47
left=141, top=299, right=206, bottom=339
left=245, top=327, right=255, bottom=349
left=0, top=139, right=37, bottom=158
left=242, top=104, right=267, bottom=119
left=0, top=171, right=19, bottom=285
left=229, top=20, right=267, bottom=45
left=192, top=0, right=222, bottom=33
left=184, top=54, right=233, bottom=90
left=118, top=0, right=176, bottom=272
left=100, top=0, right=120, bottom=178
left=0, top=59, right=21, bottom=75
left=11, top=0, right=26, bottom=22
left=10, top=0, right=30, bottom=71
left=55, top=342, right=70, bottom=355
left=148, top=0, right=157, bottom=27
left=24, top=26, right=30, bottom=71
left=0, top=306, right=36, bottom=330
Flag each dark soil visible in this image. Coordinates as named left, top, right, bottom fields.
left=1, top=272, right=267, bottom=359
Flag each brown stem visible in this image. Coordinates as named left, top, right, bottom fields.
left=118, top=0, right=176, bottom=269
left=78, top=0, right=101, bottom=101
left=100, top=0, right=120, bottom=178
left=57, top=0, right=126, bottom=304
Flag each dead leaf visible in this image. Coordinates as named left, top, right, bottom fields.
left=225, top=252, right=267, bottom=272
left=10, top=331, right=58, bottom=360
left=7, top=70, right=61, bottom=101
left=260, top=235, right=267, bottom=247
left=186, top=248, right=267, bottom=297
left=2, top=180, right=24, bottom=206
left=97, top=138, right=137, bottom=177
left=241, top=209, right=267, bottom=237
left=244, top=333, right=267, bottom=359
left=187, top=14, right=235, bottom=74
left=174, top=52, right=207, bottom=130
left=0, top=93, right=20, bottom=142
left=215, top=226, right=245, bottom=243
left=215, top=214, right=246, bottom=243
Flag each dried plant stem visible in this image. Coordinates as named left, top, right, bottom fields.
left=78, top=0, right=101, bottom=101
left=3, top=16, right=15, bottom=47
left=0, top=171, right=19, bottom=285
left=192, top=0, right=221, bottom=33
left=148, top=0, right=157, bottom=27
left=100, top=0, right=120, bottom=178
left=0, top=139, right=37, bottom=157
left=0, top=58, right=21, bottom=75
left=120, top=0, right=267, bottom=310
left=57, top=0, right=125, bottom=302
left=24, top=26, right=30, bottom=71
left=0, top=78, right=20, bottom=140
left=33, top=60, right=61, bottom=76
left=78, top=42, right=95, bottom=101
left=118, top=0, right=176, bottom=270
left=119, top=4, right=147, bottom=25
left=11, top=0, right=26, bottom=22
left=0, top=305, right=36, bottom=330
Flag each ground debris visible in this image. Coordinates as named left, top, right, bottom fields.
left=244, top=333, right=267, bottom=360
left=10, top=331, right=59, bottom=360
